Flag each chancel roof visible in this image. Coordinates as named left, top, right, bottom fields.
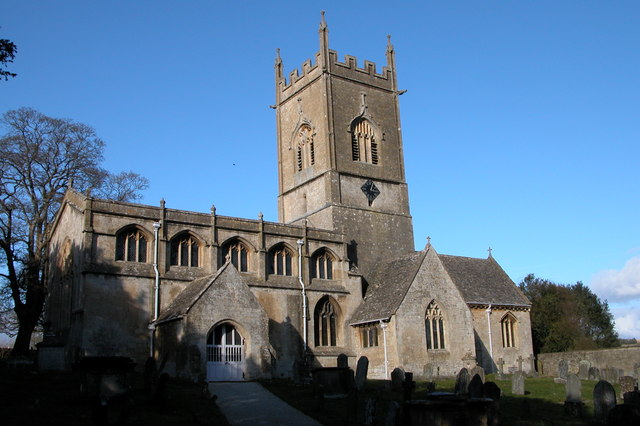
left=438, top=254, right=531, bottom=307
left=349, top=248, right=530, bottom=325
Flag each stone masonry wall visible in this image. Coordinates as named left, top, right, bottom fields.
left=537, top=346, right=640, bottom=378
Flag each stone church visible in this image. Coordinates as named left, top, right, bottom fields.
left=41, top=17, right=534, bottom=381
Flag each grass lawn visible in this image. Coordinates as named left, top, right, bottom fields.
left=0, top=366, right=230, bottom=425
left=261, top=374, right=621, bottom=425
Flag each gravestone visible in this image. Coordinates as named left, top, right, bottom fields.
left=468, top=374, right=484, bottom=398
left=470, top=365, right=485, bottom=383
left=588, top=366, right=600, bottom=381
left=578, top=360, right=590, bottom=380
left=496, top=358, right=505, bottom=379
left=528, top=354, right=537, bottom=377
left=517, top=356, right=524, bottom=372
left=390, top=367, right=405, bottom=392
left=634, top=362, right=640, bottom=380
left=403, top=372, right=416, bottom=402
left=565, top=374, right=582, bottom=403
left=484, top=382, right=501, bottom=426
left=423, top=363, right=434, bottom=380
left=355, top=356, right=369, bottom=391
left=602, top=367, right=620, bottom=383
left=593, top=380, right=617, bottom=423
left=337, top=353, right=348, bottom=368
left=558, top=359, right=568, bottom=380
left=454, top=368, right=471, bottom=395
left=512, top=371, right=525, bottom=396
left=619, top=376, right=636, bottom=397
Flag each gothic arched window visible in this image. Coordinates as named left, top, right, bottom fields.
left=116, top=228, right=148, bottom=263
left=314, top=296, right=338, bottom=347
left=501, top=313, right=517, bottom=348
left=268, top=244, right=292, bottom=276
left=351, top=118, right=378, bottom=165
left=425, top=300, right=445, bottom=350
left=296, top=124, right=315, bottom=171
left=170, top=234, right=200, bottom=267
left=222, top=240, right=249, bottom=272
left=311, top=249, right=333, bottom=280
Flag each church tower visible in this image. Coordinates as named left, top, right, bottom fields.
left=275, top=14, right=414, bottom=273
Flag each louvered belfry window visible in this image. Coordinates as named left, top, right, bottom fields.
left=351, top=119, right=378, bottom=165
left=296, top=125, right=315, bottom=171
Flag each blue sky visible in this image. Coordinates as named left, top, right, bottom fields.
left=2, top=1, right=639, bottom=339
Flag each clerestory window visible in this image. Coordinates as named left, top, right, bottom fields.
left=311, top=249, right=333, bottom=280
left=268, top=244, right=292, bottom=276
left=222, top=240, right=249, bottom=272
left=351, top=118, right=378, bottom=165
left=170, top=234, right=200, bottom=267
left=116, top=228, right=148, bottom=263
left=425, top=300, right=445, bottom=350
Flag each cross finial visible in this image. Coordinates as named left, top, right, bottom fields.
left=426, top=236, right=431, bottom=247
left=488, top=247, right=493, bottom=257
left=258, top=212, right=263, bottom=221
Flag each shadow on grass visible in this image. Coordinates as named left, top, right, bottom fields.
left=261, top=375, right=612, bottom=426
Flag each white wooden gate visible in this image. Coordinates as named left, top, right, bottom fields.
left=206, top=323, right=244, bottom=381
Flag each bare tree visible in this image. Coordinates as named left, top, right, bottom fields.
left=0, top=107, right=149, bottom=355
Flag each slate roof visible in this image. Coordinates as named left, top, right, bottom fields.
left=438, top=254, right=530, bottom=307
left=349, top=250, right=426, bottom=325
left=155, top=265, right=228, bottom=324
left=349, top=249, right=530, bottom=325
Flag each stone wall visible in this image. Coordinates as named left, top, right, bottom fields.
left=537, top=346, right=640, bottom=378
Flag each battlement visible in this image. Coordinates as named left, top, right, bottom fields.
left=278, top=48, right=395, bottom=101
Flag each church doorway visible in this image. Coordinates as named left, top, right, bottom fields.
left=206, top=323, right=244, bottom=381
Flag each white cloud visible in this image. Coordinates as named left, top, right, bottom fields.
left=590, top=256, right=640, bottom=303
left=611, top=304, right=640, bottom=339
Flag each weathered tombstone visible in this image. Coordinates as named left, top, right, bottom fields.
left=593, top=380, right=617, bottom=423
left=390, top=367, right=405, bottom=392
left=337, top=353, right=348, bottom=368
left=607, top=404, right=640, bottom=425
left=602, top=367, right=619, bottom=383
left=512, top=371, right=525, bottom=396
left=423, top=363, right=434, bottom=380
left=619, top=376, right=636, bottom=397
left=468, top=374, right=484, bottom=398
left=558, top=359, right=568, bottom=380
left=578, top=360, right=590, bottom=380
left=484, top=382, right=501, bottom=426
left=470, top=365, right=485, bottom=383
left=454, top=368, right=471, bottom=395
left=564, top=374, right=583, bottom=417
left=528, top=354, right=537, bottom=377
left=588, top=366, right=600, bottom=381
left=354, top=356, right=369, bottom=391
left=517, top=355, right=524, bottom=372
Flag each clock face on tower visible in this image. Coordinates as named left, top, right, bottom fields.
left=361, top=179, right=380, bottom=206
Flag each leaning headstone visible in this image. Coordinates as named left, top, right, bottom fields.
left=593, top=380, right=617, bottom=423
left=454, top=368, right=471, bottom=395
left=558, top=359, right=568, bottom=380
left=470, top=365, right=485, bottom=383
left=588, top=366, right=600, bottom=381
left=512, top=371, right=525, bottom=396
left=468, top=374, right=484, bottom=398
left=619, top=376, right=636, bottom=397
left=578, top=360, right=590, bottom=380
left=354, top=356, right=369, bottom=391
left=390, top=367, right=405, bottom=391
left=337, top=353, right=348, bottom=368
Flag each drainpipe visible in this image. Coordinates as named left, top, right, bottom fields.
left=297, top=239, right=307, bottom=355
left=380, top=320, right=389, bottom=378
left=486, top=303, right=493, bottom=368
left=150, top=221, right=161, bottom=357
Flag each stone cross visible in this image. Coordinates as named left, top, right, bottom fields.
left=528, top=354, right=537, bottom=376
left=496, top=358, right=505, bottom=378
left=517, top=356, right=523, bottom=372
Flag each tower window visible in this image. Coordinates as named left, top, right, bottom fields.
left=296, top=125, right=315, bottom=171
left=170, top=234, right=200, bottom=267
left=351, top=119, right=378, bottom=165
left=425, top=300, right=445, bottom=350
left=116, top=228, right=148, bottom=263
